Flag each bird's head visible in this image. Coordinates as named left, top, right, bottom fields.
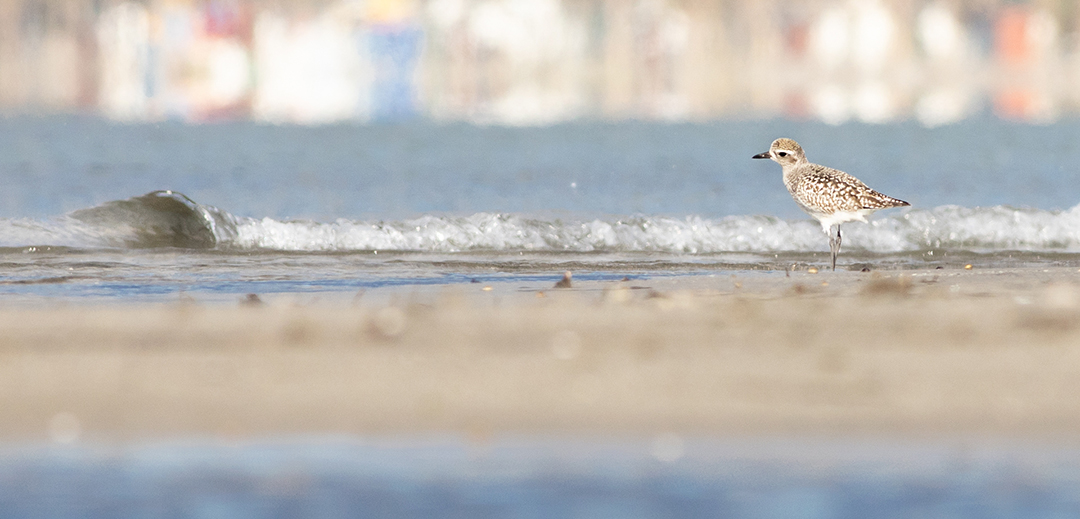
left=752, top=138, right=805, bottom=167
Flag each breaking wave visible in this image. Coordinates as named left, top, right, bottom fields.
left=4, top=191, right=1080, bottom=254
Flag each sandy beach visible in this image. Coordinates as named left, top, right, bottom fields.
left=4, top=265, right=1080, bottom=442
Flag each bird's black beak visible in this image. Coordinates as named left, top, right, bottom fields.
left=752, top=152, right=771, bottom=159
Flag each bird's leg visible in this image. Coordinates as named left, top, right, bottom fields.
left=828, top=225, right=842, bottom=271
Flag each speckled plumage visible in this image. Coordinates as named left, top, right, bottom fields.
left=786, top=163, right=909, bottom=219
left=753, top=138, right=909, bottom=270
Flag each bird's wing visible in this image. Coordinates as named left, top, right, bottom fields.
left=798, top=165, right=908, bottom=211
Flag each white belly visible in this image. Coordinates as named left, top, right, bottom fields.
left=810, top=209, right=873, bottom=233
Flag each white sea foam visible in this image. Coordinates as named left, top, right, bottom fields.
left=227, top=213, right=825, bottom=253
left=4, top=191, right=1080, bottom=255
left=224, top=204, right=1080, bottom=254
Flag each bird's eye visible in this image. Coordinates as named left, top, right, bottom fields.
left=777, top=151, right=788, bottom=157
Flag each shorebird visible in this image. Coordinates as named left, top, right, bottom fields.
left=753, top=138, right=909, bottom=271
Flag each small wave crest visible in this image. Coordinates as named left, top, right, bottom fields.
left=69, top=190, right=239, bottom=249
left=0, top=191, right=239, bottom=250
left=2, top=191, right=1080, bottom=254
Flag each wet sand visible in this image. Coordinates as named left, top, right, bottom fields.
left=4, top=265, right=1080, bottom=442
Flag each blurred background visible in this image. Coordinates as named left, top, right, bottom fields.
left=0, top=0, right=1076, bottom=127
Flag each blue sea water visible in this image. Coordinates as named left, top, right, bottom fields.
left=4, top=436, right=1080, bottom=518
left=3, top=115, right=1078, bottom=220
left=0, top=116, right=1079, bottom=300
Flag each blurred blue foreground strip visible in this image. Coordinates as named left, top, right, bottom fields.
left=1, top=436, right=1078, bottom=518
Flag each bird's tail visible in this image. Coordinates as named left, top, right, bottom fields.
left=865, top=191, right=910, bottom=209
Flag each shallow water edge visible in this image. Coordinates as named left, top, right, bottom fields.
left=4, top=435, right=1079, bottom=518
